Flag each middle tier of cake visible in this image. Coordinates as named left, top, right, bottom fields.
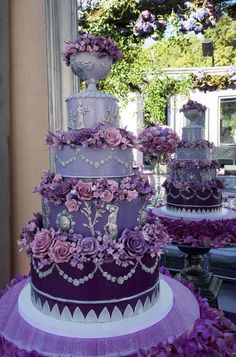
left=36, top=171, right=155, bottom=237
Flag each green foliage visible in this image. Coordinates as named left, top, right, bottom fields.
left=78, top=3, right=236, bottom=126
left=205, top=16, right=236, bottom=66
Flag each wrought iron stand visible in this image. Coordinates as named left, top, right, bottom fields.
left=177, top=245, right=222, bottom=308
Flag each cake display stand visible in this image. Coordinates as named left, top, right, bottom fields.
left=0, top=274, right=200, bottom=356
left=176, top=245, right=222, bottom=308
left=153, top=206, right=236, bottom=308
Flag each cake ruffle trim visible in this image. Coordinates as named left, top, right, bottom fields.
left=148, top=211, right=236, bottom=248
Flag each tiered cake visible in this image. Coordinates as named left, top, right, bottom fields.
left=19, top=34, right=169, bottom=324
left=163, top=113, right=224, bottom=215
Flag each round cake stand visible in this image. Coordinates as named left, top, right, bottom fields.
left=0, top=274, right=199, bottom=357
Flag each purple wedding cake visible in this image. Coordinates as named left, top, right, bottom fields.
left=163, top=103, right=224, bottom=215
left=19, top=34, right=169, bottom=324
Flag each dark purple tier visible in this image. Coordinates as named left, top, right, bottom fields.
left=166, top=186, right=222, bottom=213
left=30, top=254, right=160, bottom=322
left=43, top=197, right=147, bottom=238
left=54, top=146, right=133, bottom=178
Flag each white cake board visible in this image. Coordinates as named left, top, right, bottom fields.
left=18, top=278, right=173, bottom=338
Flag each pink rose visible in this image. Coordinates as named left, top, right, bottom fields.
left=49, top=240, right=75, bottom=263
left=30, top=229, right=53, bottom=259
left=75, top=180, right=94, bottom=201
left=65, top=199, right=79, bottom=212
left=127, top=190, right=139, bottom=202
left=100, top=189, right=114, bottom=202
left=104, top=128, right=122, bottom=146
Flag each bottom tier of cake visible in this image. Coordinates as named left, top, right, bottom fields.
left=30, top=254, right=159, bottom=323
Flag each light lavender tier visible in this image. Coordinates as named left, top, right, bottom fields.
left=176, top=147, right=211, bottom=160
left=182, top=126, right=204, bottom=141
left=170, top=167, right=216, bottom=182
left=42, top=197, right=147, bottom=238
left=30, top=254, right=160, bottom=323
left=54, top=146, right=133, bottom=178
left=66, top=90, right=119, bottom=130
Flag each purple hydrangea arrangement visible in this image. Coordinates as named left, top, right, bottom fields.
left=138, top=126, right=180, bottom=156
left=46, top=127, right=138, bottom=150
left=62, top=33, right=122, bottom=66
left=34, top=171, right=155, bottom=206
left=180, top=100, right=207, bottom=113
left=157, top=214, right=236, bottom=248
left=18, top=213, right=170, bottom=269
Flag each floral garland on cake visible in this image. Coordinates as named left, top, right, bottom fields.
left=148, top=212, right=236, bottom=248
left=35, top=171, right=155, bottom=206
left=138, top=126, right=180, bottom=156
left=169, top=159, right=221, bottom=170
left=62, top=33, right=122, bottom=66
left=46, top=127, right=138, bottom=150
left=163, top=177, right=224, bottom=192
left=18, top=213, right=170, bottom=269
left=177, top=140, right=214, bottom=149
left=1, top=270, right=235, bottom=356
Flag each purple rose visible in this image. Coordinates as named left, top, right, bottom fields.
left=30, top=229, right=53, bottom=258
left=75, top=180, right=94, bottom=201
left=78, top=236, right=99, bottom=256
left=119, top=229, right=148, bottom=259
left=104, top=128, right=122, bottom=146
left=65, top=199, right=80, bottom=212
left=49, top=240, right=75, bottom=263
left=100, top=189, right=114, bottom=202
left=53, top=181, right=71, bottom=196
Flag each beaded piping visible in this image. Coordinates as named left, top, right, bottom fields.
left=55, top=147, right=133, bottom=170
left=167, top=190, right=222, bottom=201
left=31, top=257, right=159, bottom=286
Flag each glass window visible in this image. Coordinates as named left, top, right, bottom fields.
left=220, top=97, right=236, bottom=145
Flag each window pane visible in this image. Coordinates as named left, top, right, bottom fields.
left=220, top=98, right=236, bottom=145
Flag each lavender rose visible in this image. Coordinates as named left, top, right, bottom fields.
left=100, top=189, right=113, bottom=202
left=75, top=180, right=94, bottom=201
left=30, top=229, right=53, bottom=259
left=78, top=236, right=99, bottom=256
left=65, top=199, right=80, bottom=212
left=49, top=240, right=75, bottom=263
left=119, top=229, right=148, bottom=259
left=104, top=128, right=122, bottom=146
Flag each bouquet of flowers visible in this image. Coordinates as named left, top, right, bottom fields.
left=62, top=33, right=122, bottom=66
left=138, top=126, right=180, bottom=156
left=180, top=99, right=207, bottom=113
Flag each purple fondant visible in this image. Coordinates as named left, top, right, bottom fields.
left=176, top=147, right=211, bottom=160
left=182, top=126, right=204, bottom=141
left=66, top=91, right=119, bottom=130
left=166, top=187, right=222, bottom=212
left=45, top=197, right=145, bottom=236
left=170, top=167, right=216, bottom=182
left=30, top=254, right=159, bottom=319
left=54, top=146, right=133, bottom=178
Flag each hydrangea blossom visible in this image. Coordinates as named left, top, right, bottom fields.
left=138, top=126, right=180, bottom=156
left=62, top=33, right=122, bottom=66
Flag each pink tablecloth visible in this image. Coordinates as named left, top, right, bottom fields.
left=0, top=275, right=199, bottom=357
